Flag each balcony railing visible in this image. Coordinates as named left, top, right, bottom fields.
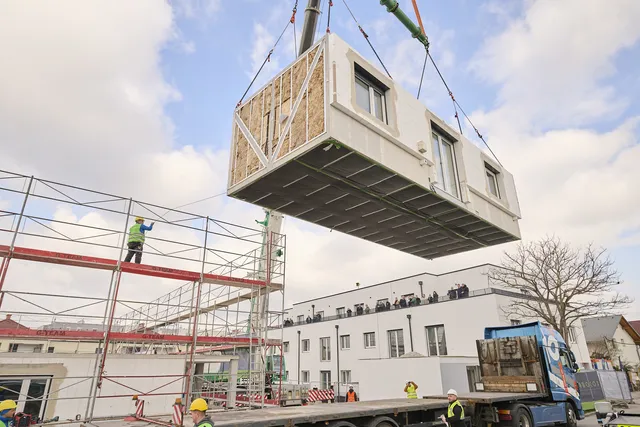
left=282, top=287, right=535, bottom=328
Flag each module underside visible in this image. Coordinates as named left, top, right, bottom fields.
left=231, top=142, right=518, bottom=260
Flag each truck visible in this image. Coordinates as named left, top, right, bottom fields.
left=205, top=322, right=584, bottom=427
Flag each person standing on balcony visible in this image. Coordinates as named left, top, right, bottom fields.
left=124, top=216, right=155, bottom=264
left=404, top=381, right=418, bottom=399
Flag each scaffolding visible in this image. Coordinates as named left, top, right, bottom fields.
left=0, top=169, right=286, bottom=422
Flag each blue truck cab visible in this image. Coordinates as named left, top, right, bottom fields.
left=479, top=321, right=583, bottom=427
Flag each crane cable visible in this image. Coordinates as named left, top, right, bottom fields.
left=237, top=0, right=299, bottom=107
left=410, top=0, right=502, bottom=166
left=341, top=0, right=393, bottom=79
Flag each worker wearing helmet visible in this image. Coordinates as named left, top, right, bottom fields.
left=189, top=398, right=213, bottom=427
left=124, top=216, right=155, bottom=264
left=346, top=385, right=358, bottom=402
left=0, top=400, right=17, bottom=427
left=439, top=389, right=464, bottom=427
left=404, top=381, right=418, bottom=399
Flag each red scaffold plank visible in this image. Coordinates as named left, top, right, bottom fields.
left=0, top=245, right=280, bottom=289
left=0, top=328, right=281, bottom=345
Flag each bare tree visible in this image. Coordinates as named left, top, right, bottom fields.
left=489, top=236, right=632, bottom=345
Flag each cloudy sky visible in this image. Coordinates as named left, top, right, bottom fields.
left=0, top=0, right=639, bottom=322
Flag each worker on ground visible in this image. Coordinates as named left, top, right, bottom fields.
left=346, top=385, right=358, bottom=402
left=124, top=216, right=155, bottom=264
left=0, top=400, right=17, bottom=427
left=404, top=381, right=418, bottom=399
left=189, top=398, right=214, bottom=427
left=439, top=389, right=464, bottom=427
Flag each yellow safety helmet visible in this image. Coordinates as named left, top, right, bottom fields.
left=189, top=398, right=208, bottom=412
left=135, top=216, right=145, bottom=222
left=0, top=399, right=17, bottom=412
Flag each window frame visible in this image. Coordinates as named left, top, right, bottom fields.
left=320, top=337, right=331, bottom=362
left=302, top=339, right=310, bottom=353
left=283, top=341, right=290, bottom=353
left=485, top=163, right=501, bottom=198
left=364, top=332, right=376, bottom=349
left=340, top=370, right=352, bottom=384
left=320, top=370, right=332, bottom=390
left=425, top=324, right=448, bottom=357
left=354, top=68, right=388, bottom=124
left=336, top=307, right=346, bottom=317
left=297, top=315, right=304, bottom=323
left=301, top=370, right=310, bottom=383
left=387, top=329, right=405, bottom=358
left=431, top=129, right=461, bottom=199
left=340, top=334, right=351, bottom=350
left=316, top=311, right=324, bottom=320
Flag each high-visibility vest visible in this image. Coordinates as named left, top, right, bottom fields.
left=448, top=399, right=464, bottom=418
left=0, top=419, right=7, bottom=427
left=406, top=385, right=417, bottom=399
left=347, top=390, right=356, bottom=402
left=128, top=223, right=145, bottom=243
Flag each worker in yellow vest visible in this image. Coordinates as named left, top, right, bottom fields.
left=439, top=389, right=464, bottom=427
left=404, top=381, right=418, bottom=399
left=346, top=385, right=358, bottom=402
left=124, top=216, right=155, bottom=264
left=0, top=400, right=17, bottom=427
left=189, top=398, right=214, bottom=427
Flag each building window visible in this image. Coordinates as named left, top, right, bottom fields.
left=485, top=164, right=500, bottom=198
left=336, top=307, right=345, bottom=318
left=47, top=347, right=54, bottom=353
left=8, top=343, right=18, bottom=352
left=283, top=342, right=290, bottom=353
left=376, top=298, right=388, bottom=306
left=320, top=337, right=331, bottom=361
left=320, top=370, right=332, bottom=389
left=317, top=311, right=324, bottom=320
left=387, top=329, right=405, bottom=358
left=432, top=130, right=460, bottom=199
left=302, top=339, right=310, bottom=352
left=511, top=319, right=522, bottom=326
left=426, top=325, right=448, bottom=356
left=355, top=66, right=387, bottom=123
left=340, top=335, right=351, bottom=350
left=302, top=370, right=310, bottom=383
left=364, top=332, right=376, bottom=349
left=297, top=315, right=304, bottom=323
left=341, top=370, right=352, bottom=384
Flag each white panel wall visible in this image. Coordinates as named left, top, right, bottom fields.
left=613, top=326, right=640, bottom=366
left=283, top=293, right=503, bottom=386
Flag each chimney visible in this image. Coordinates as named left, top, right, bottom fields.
left=5, top=314, right=11, bottom=320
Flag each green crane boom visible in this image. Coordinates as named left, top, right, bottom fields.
left=379, top=0, right=429, bottom=49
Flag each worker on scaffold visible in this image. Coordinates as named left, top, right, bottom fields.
left=189, top=398, right=214, bottom=427
left=0, top=400, right=17, bottom=427
left=124, top=216, right=155, bottom=264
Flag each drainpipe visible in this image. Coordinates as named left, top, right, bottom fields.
left=312, top=304, right=315, bottom=317
left=418, top=281, right=425, bottom=298
left=407, top=314, right=414, bottom=352
left=335, top=324, right=340, bottom=401
left=297, top=330, right=301, bottom=384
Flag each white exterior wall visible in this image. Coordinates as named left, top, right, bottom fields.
left=613, top=325, right=640, bottom=366
left=325, top=34, right=521, bottom=236
left=283, top=292, right=504, bottom=388
left=288, top=265, right=493, bottom=321
left=0, top=353, right=204, bottom=420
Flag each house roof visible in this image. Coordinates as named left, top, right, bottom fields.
left=629, top=320, right=640, bottom=336
left=582, top=315, right=640, bottom=344
left=0, top=315, right=30, bottom=330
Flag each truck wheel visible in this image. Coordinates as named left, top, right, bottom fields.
left=512, top=407, right=533, bottom=427
left=327, top=421, right=357, bottom=427
left=366, top=416, right=400, bottom=427
left=565, top=403, right=578, bottom=427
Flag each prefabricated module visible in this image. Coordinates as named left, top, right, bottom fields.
left=227, top=33, right=521, bottom=260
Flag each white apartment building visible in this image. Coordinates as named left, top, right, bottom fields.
left=281, top=264, right=591, bottom=401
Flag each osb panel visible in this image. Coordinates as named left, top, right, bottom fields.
left=272, top=76, right=283, bottom=155
left=282, top=68, right=292, bottom=103
left=288, top=58, right=308, bottom=155
left=232, top=124, right=249, bottom=186
left=308, top=50, right=325, bottom=140
left=248, top=93, right=263, bottom=146
left=307, top=45, right=319, bottom=71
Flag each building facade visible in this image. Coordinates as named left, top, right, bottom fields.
left=281, top=265, right=591, bottom=400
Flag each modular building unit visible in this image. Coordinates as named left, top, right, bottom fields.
left=228, top=34, right=521, bottom=259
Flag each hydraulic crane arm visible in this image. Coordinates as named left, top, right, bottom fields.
left=379, top=0, right=429, bottom=50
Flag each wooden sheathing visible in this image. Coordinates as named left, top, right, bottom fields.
left=307, top=47, right=325, bottom=141
left=272, top=75, right=283, bottom=156
left=278, top=67, right=293, bottom=159
left=232, top=123, right=249, bottom=185
left=247, top=92, right=264, bottom=176
left=288, top=55, right=309, bottom=156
